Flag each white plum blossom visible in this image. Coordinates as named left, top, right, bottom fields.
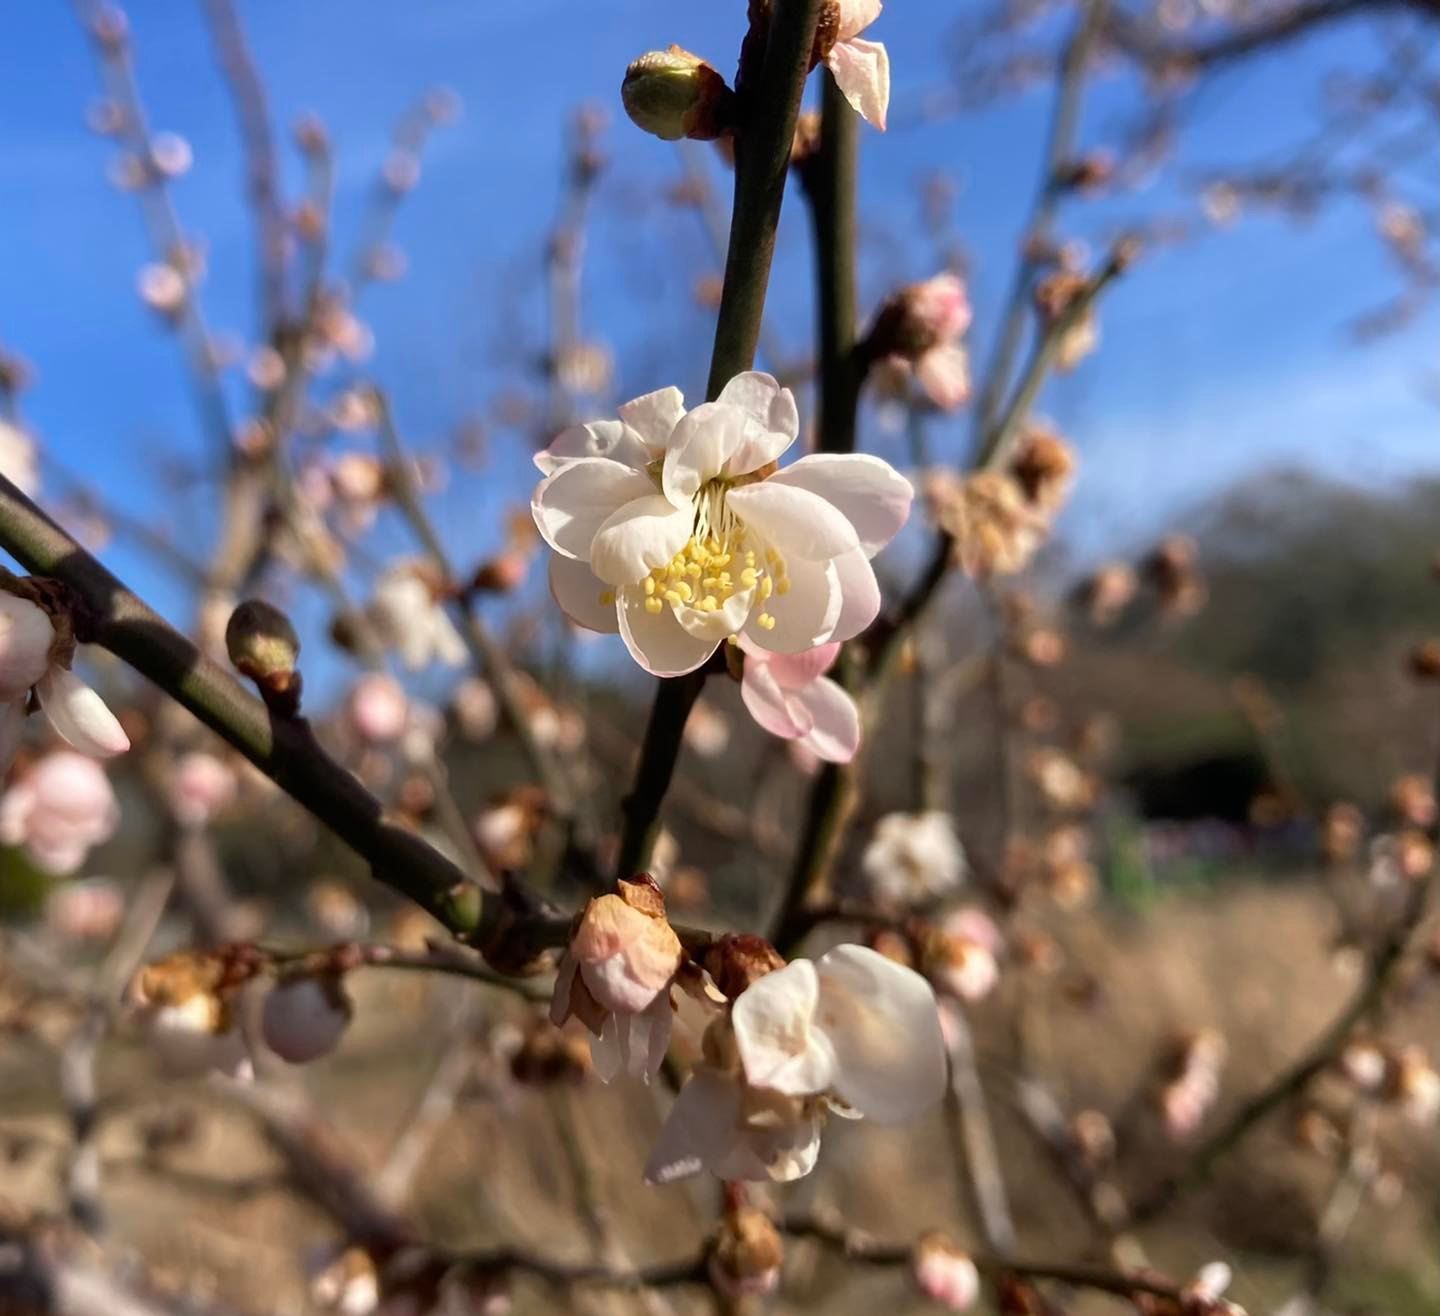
left=739, top=637, right=860, bottom=763
left=645, top=944, right=946, bottom=1184
left=367, top=562, right=466, bottom=670
left=551, top=877, right=683, bottom=1083
left=0, top=751, right=121, bottom=875
left=532, top=372, right=912, bottom=677
left=822, top=0, right=891, bottom=132
left=0, top=592, right=129, bottom=774
left=861, top=810, right=968, bottom=906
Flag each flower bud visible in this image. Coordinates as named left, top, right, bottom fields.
left=261, top=973, right=353, bottom=1064
left=621, top=47, right=735, bottom=142
left=168, top=751, right=238, bottom=828
left=0, top=591, right=54, bottom=701
left=226, top=599, right=302, bottom=713
left=708, top=1206, right=782, bottom=1299
left=701, top=933, right=785, bottom=1001
left=913, top=1233, right=980, bottom=1310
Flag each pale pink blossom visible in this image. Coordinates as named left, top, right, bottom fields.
left=913, top=1235, right=980, bottom=1310
left=551, top=877, right=682, bottom=1083
left=0, top=751, right=121, bottom=875
left=533, top=373, right=912, bottom=676
left=886, top=274, right=972, bottom=410
left=739, top=638, right=860, bottom=763
left=368, top=563, right=466, bottom=670
left=168, top=751, right=238, bottom=828
left=348, top=673, right=409, bottom=743
left=823, top=0, right=891, bottom=132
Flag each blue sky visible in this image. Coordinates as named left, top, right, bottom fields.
left=0, top=1, right=1434, bottom=678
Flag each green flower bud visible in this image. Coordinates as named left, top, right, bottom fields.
left=226, top=599, right=302, bottom=714
left=621, top=47, right=734, bottom=142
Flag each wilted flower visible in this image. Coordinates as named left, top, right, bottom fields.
left=739, top=638, right=860, bottom=763
left=1073, top=561, right=1137, bottom=626
left=533, top=373, right=912, bottom=675
left=646, top=944, right=946, bottom=1183
left=1156, top=1028, right=1227, bottom=1141
left=922, top=926, right=999, bottom=1003
left=367, top=562, right=466, bottom=670
left=621, top=47, right=735, bottom=142
left=862, top=810, right=967, bottom=905
left=167, top=751, right=238, bottom=828
left=347, top=673, right=409, bottom=744
left=0, top=752, right=121, bottom=875
left=813, top=0, right=891, bottom=131
left=1034, top=269, right=1099, bottom=370
left=127, top=951, right=256, bottom=1080
left=1027, top=748, right=1097, bottom=813
left=1388, top=1046, right=1440, bottom=1124
left=1388, top=772, right=1436, bottom=829
left=913, top=1234, right=980, bottom=1310
left=867, top=274, right=971, bottom=409
left=551, top=875, right=682, bottom=1083
left=1008, top=424, right=1076, bottom=514
left=1142, top=535, right=1207, bottom=617
left=935, top=472, right=1048, bottom=578
left=261, top=974, right=353, bottom=1064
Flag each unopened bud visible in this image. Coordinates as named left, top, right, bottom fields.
left=622, top=47, right=735, bottom=142
left=226, top=599, right=302, bottom=714
left=261, top=973, right=353, bottom=1064
left=708, top=1206, right=782, bottom=1299
left=702, top=933, right=784, bottom=1001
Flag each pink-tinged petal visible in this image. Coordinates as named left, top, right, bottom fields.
left=616, top=586, right=717, bottom=677
left=916, top=343, right=971, bottom=410
left=768, top=454, right=913, bottom=557
left=618, top=386, right=686, bottom=450
left=717, top=373, right=799, bottom=474
left=827, top=37, right=890, bottom=131
left=732, top=959, right=838, bottom=1097
left=726, top=482, right=859, bottom=561
left=836, top=0, right=883, bottom=41
left=0, top=700, right=25, bottom=777
left=829, top=547, right=882, bottom=643
left=548, top=554, right=620, bottom=633
left=741, top=661, right=813, bottom=742
left=589, top=495, right=694, bottom=586
left=644, top=1067, right=742, bottom=1184
left=662, top=403, right=748, bottom=505
left=745, top=555, right=842, bottom=653
left=758, top=641, right=841, bottom=690
left=538, top=418, right=652, bottom=472
left=532, top=458, right=656, bottom=560
left=36, top=667, right=129, bottom=758
left=794, top=677, right=860, bottom=764
left=814, top=944, right=946, bottom=1123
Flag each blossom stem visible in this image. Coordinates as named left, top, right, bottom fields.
left=617, top=0, right=826, bottom=876
left=0, top=473, right=505, bottom=943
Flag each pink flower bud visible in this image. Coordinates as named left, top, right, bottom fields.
left=913, top=1234, right=980, bottom=1310
left=261, top=974, right=353, bottom=1064
left=168, top=751, right=238, bottom=828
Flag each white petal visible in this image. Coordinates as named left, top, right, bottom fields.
left=662, top=403, right=748, bottom=505
left=767, top=454, right=913, bottom=557
left=717, top=373, right=799, bottom=474
left=0, top=700, right=26, bottom=777
left=644, top=1067, right=742, bottom=1185
left=814, top=944, right=947, bottom=1123
left=829, top=547, right=882, bottom=643
left=745, top=555, right=843, bottom=653
left=794, top=677, right=861, bottom=764
left=732, top=959, right=837, bottom=1097
left=827, top=37, right=890, bottom=132
left=727, top=481, right=859, bottom=562
left=548, top=554, right=621, bottom=633
left=36, top=667, right=129, bottom=758
left=539, top=419, right=652, bottom=472
left=672, top=583, right=755, bottom=643
left=589, top=495, right=694, bottom=586
left=531, top=458, right=656, bottom=560
left=741, top=661, right=812, bottom=742
left=616, top=586, right=717, bottom=677
left=740, top=1115, right=822, bottom=1183
left=617, top=387, right=686, bottom=449
left=591, top=1013, right=625, bottom=1083
left=915, top=343, right=971, bottom=410
left=630, top=993, right=674, bottom=1081
left=837, top=0, right=883, bottom=41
